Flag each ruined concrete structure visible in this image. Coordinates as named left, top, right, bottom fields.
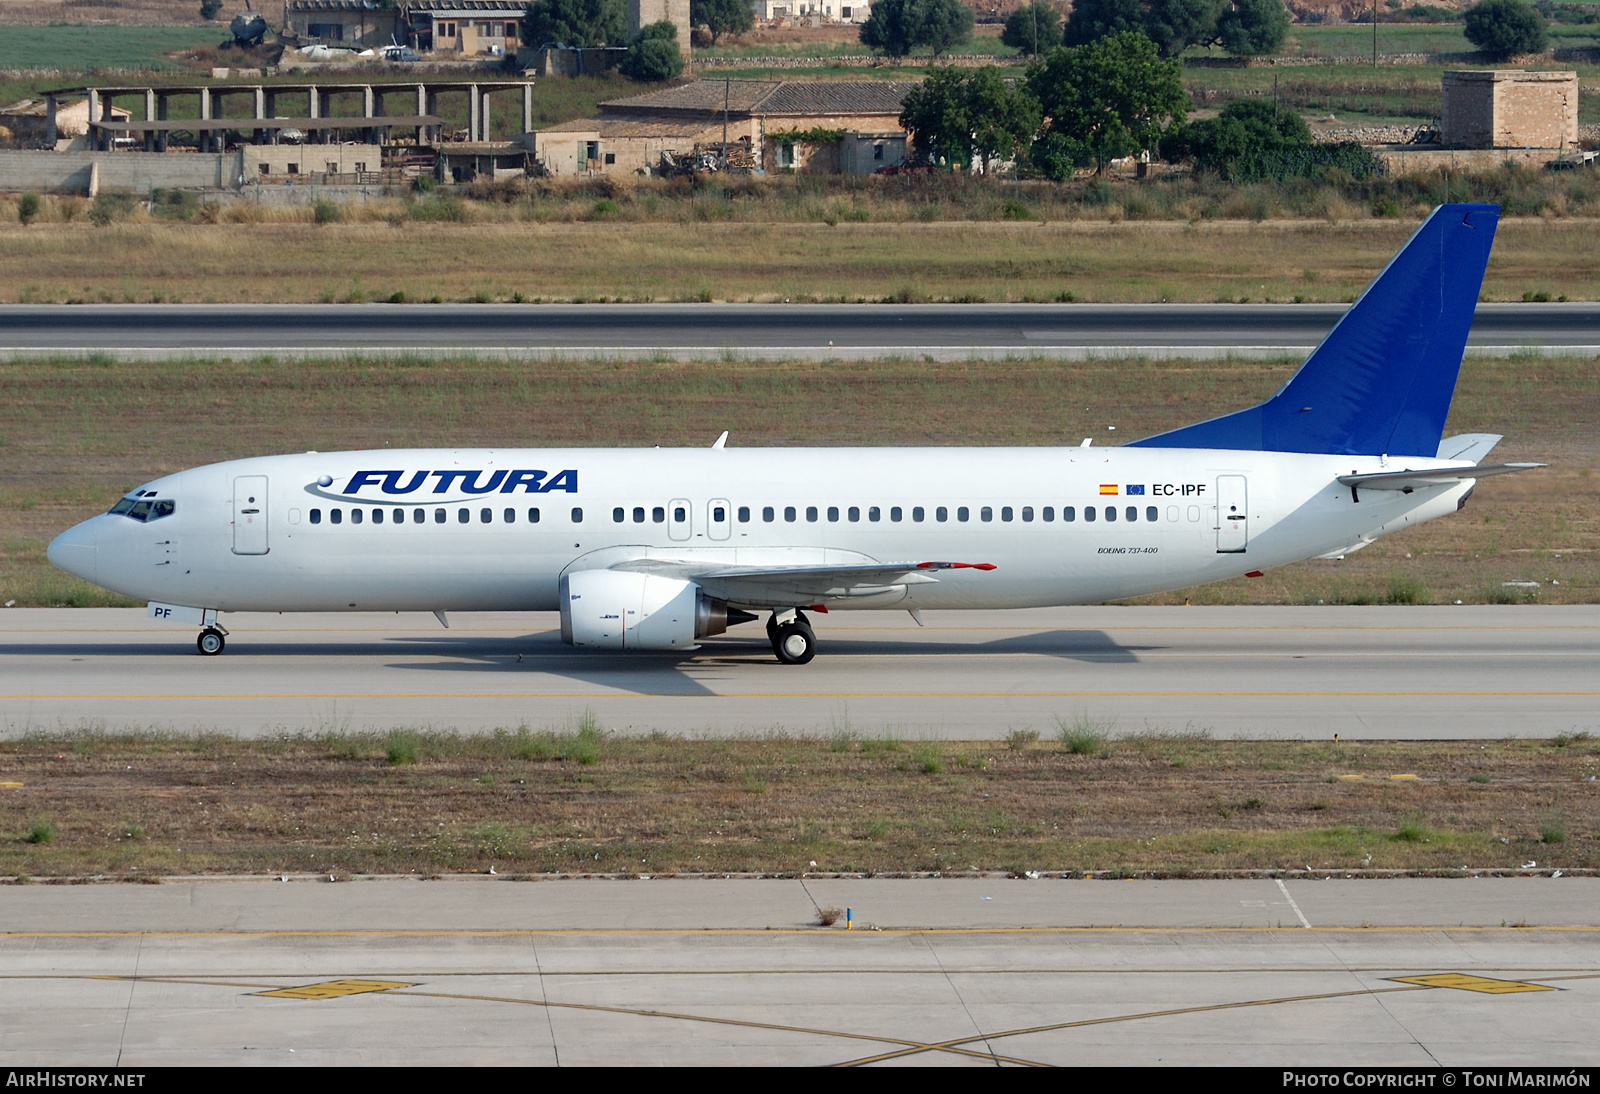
left=1440, top=70, right=1580, bottom=150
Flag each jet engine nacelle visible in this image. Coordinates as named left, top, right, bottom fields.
left=560, top=569, right=744, bottom=650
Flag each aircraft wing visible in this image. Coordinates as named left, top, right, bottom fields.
left=1337, top=462, right=1544, bottom=493
left=613, top=558, right=996, bottom=605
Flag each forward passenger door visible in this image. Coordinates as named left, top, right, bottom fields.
left=233, top=476, right=269, bottom=555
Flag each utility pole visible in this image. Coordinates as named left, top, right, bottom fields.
left=1373, top=0, right=1378, bottom=68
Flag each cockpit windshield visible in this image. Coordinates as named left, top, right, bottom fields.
left=108, top=493, right=175, bottom=522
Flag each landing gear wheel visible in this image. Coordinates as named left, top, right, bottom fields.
left=197, top=628, right=226, bottom=656
left=772, top=621, right=816, bottom=665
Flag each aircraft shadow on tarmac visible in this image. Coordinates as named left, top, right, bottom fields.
left=380, top=627, right=1151, bottom=696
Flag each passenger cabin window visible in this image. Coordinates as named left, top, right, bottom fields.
left=351, top=509, right=364, bottom=524
left=571, top=507, right=583, bottom=523
left=1022, top=506, right=1033, bottom=522
left=1148, top=506, right=1159, bottom=522
left=936, top=506, right=948, bottom=522
left=958, top=506, right=969, bottom=522
left=848, top=506, right=860, bottom=522
left=481, top=508, right=491, bottom=524
left=763, top=506, right=775, bottom=522
left=613, top=507, right=625, bottom=523
left=505, top=508, right=516, bottom=523
left=738, top=506, right=750, bottom=523
left=412, top=508, right=424, bottom=524
left=890, top=506, right=902, bottom=522
left=373, top=509, right=384, bottom=524
left=1001, top=507, right=1013, bottom=522
left=912, top=507, right=924, bottom=522
left=528, top=507, right=541, bottom=523
left=1062, top=506, right=1074, bottom=522
left=675, top=506, right=687, bottom=523
left=331, top=509, right=343, bottom=524
left=806, top=506, right=818, bottom=522
left=310, top=508, right=322, bottom=524
left=1126, top=506, right=1137, bottom=522
left=827, top=506, right=839, bottom=522
left=1043, top=506, right=1054, bottom=522
left=653, top=506, right=665, bottom=523
left=458, top=508, right=469, bottom=524
left=981, top=506, right=993, bottom=522
left=1105, top=506, right=1117, bottom=522
left=868, top=506, right=880, bottom=522
left=633, top=507, right=645, bottom=523
left=1084, top=506, right=1095, bottom=523
left=784, top=506, right=796, bottom=522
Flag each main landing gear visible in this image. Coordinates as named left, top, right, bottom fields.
left=767, top=609, right=816, bottom=665
left=196, top=626, right=227, bottom=656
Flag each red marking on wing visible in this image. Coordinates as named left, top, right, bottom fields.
left=916, top=562, right=998, bottom=571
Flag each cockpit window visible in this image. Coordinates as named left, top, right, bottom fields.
left=108, top=496, right=175, bottom=522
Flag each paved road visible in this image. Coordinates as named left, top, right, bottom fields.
left=1, top=302, right=1597, bottom=359
left=4, top=605, right=1597, bottom=739
left=3, top=878, right=1595, bottom=1066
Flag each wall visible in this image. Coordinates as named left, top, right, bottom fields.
left=243, top=143, right=382, bottom=181
left=0, top=150, right=234, bottom=194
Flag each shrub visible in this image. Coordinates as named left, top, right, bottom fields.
left=17, top=193, right=40, bottom=225
left=312, top=200, right=339, bottom=225
left=87, top=193, right=136, bottom=227
left=816, top=906, right=843, bottom=925
left=1005, top=727, right=1040, bottom=750
left=25, top=819, right=55, bottom=844
left=620, top=21, right=685, bottom=81
left=1464, top=0, right=1548, bottom=59
left=384, top=730, right=421, bottom=764
left=1055, top=713, right=1108, bottom=754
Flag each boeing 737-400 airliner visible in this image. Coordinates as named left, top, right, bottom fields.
left=48, top=203, right=1541, bottom=663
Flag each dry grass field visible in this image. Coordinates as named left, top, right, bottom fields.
left=1, top=354, right=1594, bottom=609
left=2, top=729, right=1596, bottom=878
left=0, top=216, right=1598, bottom=304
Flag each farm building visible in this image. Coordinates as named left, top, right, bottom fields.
left=1441, top=70, right=1580, bottom=150
left=0, top=98, right=131, bottom=149
left=281, top=0, right=401, bottom=47
left=532, top=79, right=912, bottom=176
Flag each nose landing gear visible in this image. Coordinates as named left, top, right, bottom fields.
left=197, top=626, right=227, bottom=656
left=767, top=609, right=816, bottom=665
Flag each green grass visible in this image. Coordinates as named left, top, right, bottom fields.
left=0, top=26, right=222, bottom=71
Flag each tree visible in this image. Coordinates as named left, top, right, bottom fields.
left=523, top=0, right=628, bottom=48
left=1213, top=0, right=1287, bottom=55
left=916, top=0, right=976, bottom=57
left=1025, top=30, right=1187, bottom=176
left=899, top=65, right=1041, bottom=170
left=1463, top=0, right=1548, bottom=60
left=999, top=0, right=1060, bottom=55
left=1063, top=0, right=1226, bottom=57
left=1163, top=97, right=1308, bottom=174
left=620, top=20, right=685, bottom=80
left=692, top=0, right=753, bottom=43
left=860, top=0, right=975, bottom=58
left=200, top=0, right=223, bottom=19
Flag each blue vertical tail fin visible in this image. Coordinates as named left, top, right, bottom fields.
left=1129, top=203, right=1500, bottom=457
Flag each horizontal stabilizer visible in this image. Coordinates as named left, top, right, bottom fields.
left=1337, top=462, right=1544, bottom=492
left=1130, top=204, right=1500, bottom=457
left=1436, top=433, right=1502, bottom=463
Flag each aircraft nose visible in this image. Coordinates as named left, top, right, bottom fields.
left=48, top=520, right=100, bottom=583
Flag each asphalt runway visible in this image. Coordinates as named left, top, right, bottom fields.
left=1, top=302, right=1597, bottom=360
left=3, top=605, right=1597, bottom=739
left=2, top=878, right=1596, bottom=1066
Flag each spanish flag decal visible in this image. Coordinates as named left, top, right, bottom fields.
left=1099, top=484, right=1118, bottom=495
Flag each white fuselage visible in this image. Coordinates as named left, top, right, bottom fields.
left=50, top=446, right=1474, bottom=614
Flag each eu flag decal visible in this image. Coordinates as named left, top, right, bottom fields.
left=1126, top=485, right=1146, bottom=496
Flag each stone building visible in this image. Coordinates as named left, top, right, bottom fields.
left=1440, top=70, right=1580, bottom=150
left=281, top=0, right=401, bottom=47
left=630, top=0, right=693, bottom=56
left=532, top=79, right=913, bottom=176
